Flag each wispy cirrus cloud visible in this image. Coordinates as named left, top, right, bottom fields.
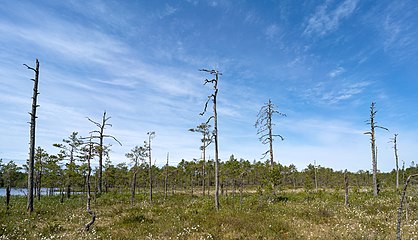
left=302, top=80, right=371, bottom=105
left=303, top=0, right=358, bottom=37
left=328, top=66, right=345, bottom=78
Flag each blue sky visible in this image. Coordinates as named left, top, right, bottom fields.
left=1, top=0, right=418, bottom=172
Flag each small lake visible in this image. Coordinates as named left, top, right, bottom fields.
left=0, top=188, right=61, bottom=196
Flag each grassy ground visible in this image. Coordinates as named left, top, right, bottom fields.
left=0, top=189, right=417, bottom=239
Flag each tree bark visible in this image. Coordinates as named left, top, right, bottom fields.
left=26, top=59, right=40, bottom=214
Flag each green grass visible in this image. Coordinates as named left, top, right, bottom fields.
left=1, top=189, right=417, bottom=239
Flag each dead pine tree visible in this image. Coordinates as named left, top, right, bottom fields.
left=396, top=174, right=418, bottom=240
left=344, top=169, right=349, bottom=206
left=254, top=99, right=286, bottom=168
left=87, top=111, right=122, bottom=195
left=189, top=123, right=212, bottom=196
left=164, top=152, right=169, bottom=199
left=390, top=134, right=400, bottom=190
left=364, top=102, right=388, bottom=196
left=255, top=99, right=285, bottom=193
left=199, top=68, right=221, bottom=210
left=147, top=131, right=155, bottom=203
left=83, top=136, right=96, bottom=232
left=24, top=59, right=40, bottom=214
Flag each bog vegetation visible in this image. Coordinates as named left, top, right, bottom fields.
left=0, top=61, right=417, bottom=239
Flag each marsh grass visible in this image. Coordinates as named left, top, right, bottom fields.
left=1, top=189, right=417, bottom=239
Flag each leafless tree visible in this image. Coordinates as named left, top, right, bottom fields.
left=199, top=69, right=221, bottom=210
left=87, top=111, right=122, bottom=195
left=390, top=134, right=400, bottom=190
left=189, top=123, right=212, bottom=196
left=364, top=102, right=388, bottom=196
left=146, top=131, right=155, bottom=203
left=83, top=136, right=96, bottom=232
left=24, top=59, right=40, bottom=214
left=164, top=152, right=169, bottom=199
left=255, top=99, right=286, bottom=169
left=396, top=174, right=418, bottom=240
left=344, top=170, right=349, bottom=207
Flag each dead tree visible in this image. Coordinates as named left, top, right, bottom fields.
left=83, top=136, right=96, bottom=232
left=126, top=145, right=146, bottom=206
left=87, top=111, right=122, bottom=195
left=344, top=170, right=349, bottom=206
left=147, top=131, right=155, bottom=203
left=364, top=102, right=388, bottom=196
left=24, top=59, right=40, bottom=214
left=199, top=69, right=221, bottom=210
left=255, top=99, right=286, bottom=169
left=396, top=174, right=418, bottom=240
left=189, top=123, right=212, bottom=196
left=390, top=134, right=400, bottom=190
left=164, top=152, right=169, bottom=199
left=314, top=160, right=318, bottom=191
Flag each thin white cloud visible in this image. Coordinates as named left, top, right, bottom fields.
left=302, top=80, right=371, bottom=105
left=328, top=66, right=345, bottom=78
left=265, top=24, right=280, bottom=40
left=303, top=0, right=358, bottom=37
left=158, top=4, right=177, bottom=18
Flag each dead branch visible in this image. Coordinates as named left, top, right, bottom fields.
left=396, top=174, right=418, bottom=240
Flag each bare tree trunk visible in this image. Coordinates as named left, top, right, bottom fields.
left=84, top=139, right=96, bottom=232
left=87, top=111, right=122, bottom=196
left=392, top=134, right=400, bottom=190
left=147, top=132, right=155, bottom=203
left=344, top=170, right=349, bottom=207
left=25, top=59, right=40, bottom=214
left=131, top=171, right=137, bottom=206
left=365, top=102, right=388, bottom=197
left=200, top=69, right=220, bottom=210
left=314, top=160, right=318, bottom=191
left=164, top=153, right=169, bottom=200
left=396, top=174, right=418, bottom=240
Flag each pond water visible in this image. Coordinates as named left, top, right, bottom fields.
left=0, top=188, right=61, bottom=196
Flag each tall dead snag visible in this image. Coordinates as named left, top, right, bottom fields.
left=390, top=134, right=400, bottom=190
left=255, top=99, right=286, bottom=169
left=126, top=145, right=146, bottom=206
left=83, top=136, right=96, bottom=232
left=344, top=170, right=349, bottom=206
left=147, top=131, right=155, bottom=203
left=189, top=123, right=212, bottom=196
left=87, top=111, right=122, bottom=195
left=364, top=102, right=388, bottom=196
left=24, top=59, right=40, bottom=214
left=199, top=68, right=220, bottom=210
left=164, top=152, right=169, bottom=199
left=255, top=99, right=285, bottom=194
left=396, top=174, right=418, bottom=240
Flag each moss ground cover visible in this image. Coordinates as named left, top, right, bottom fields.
left=1, top=189, right=417, bottom=239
